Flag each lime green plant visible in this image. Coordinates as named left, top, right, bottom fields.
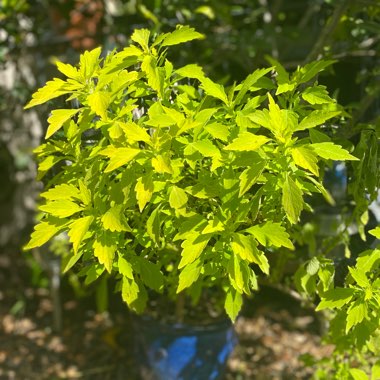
left=24, top=25, right=360, bottom=322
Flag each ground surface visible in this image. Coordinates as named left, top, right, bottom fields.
left=0, top=250, right=332, bottom=380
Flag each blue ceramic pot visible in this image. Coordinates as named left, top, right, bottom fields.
left=133, top=316, right=237, bottom=380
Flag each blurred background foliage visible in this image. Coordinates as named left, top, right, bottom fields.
left=0, top=0, right=379, bottom=280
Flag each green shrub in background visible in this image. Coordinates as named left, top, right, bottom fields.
left=23, top=25, right=380, bottom=378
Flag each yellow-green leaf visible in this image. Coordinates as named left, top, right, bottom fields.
left=41, top=184, right=81, bottom=201
left=101, top=205, right=128, bottom=232
left=131, top=28, right=150, bottom=52
left=135, top=174, right=154, bottom=212
left=118, top=255, right=134, bottom=279
left=239, top=160, right=266, bottom=196
left=297, top=110, right=341, bottom=131
left=119, top=121, right=152, bottom=145
left=93, top=234, right=116, bottom=273
left=177, top=259, right=202, bottom=293
left=56, top=61, right=80, bottom=80
left=231, top=234, right=258, bottom=263
left=310, top=142, right=359, bottom=161
left=88, top=91, right=110, bottom=120
left=101, top=147, right=140, bottom=172
left=225, top=132, right=270, bottom=151
left=178, top=235, right=209, bottom=269
left=175, top=64, right=205, bottom=80
left=46, top=109, right=80, bottom=139
left=200, top=77, right=229, bottom=105
left=151, top=155, right=173, bottom=174
left=169, top=186, right=188, bottom=209
left=160, top=25, right=204, bottom=47
left=39, top=200, right=83, bottom=218
left=225, top=288, right=243, bottom=322
left=24, top=221, right=63, bottom=250
left=68, top=215, right=94, bottom=253
left=291, top=146, right=319, bottom=176
left=282, top=175, right=303, bottom=224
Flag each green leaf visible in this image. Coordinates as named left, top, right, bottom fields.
left=238, top=159, right=266, bottom=196
left=311, top=142, right=359, bottom=161
left=93, top=233, right=116, bottom=273
left=119, top=121, right=152, bottom=145
left=346, top=301, right=367, bottom=333
left=152, top=155, right=173, bottom=174
left=79, top=47, right=101, bottom=79
left=169, top=186, right=188, bottom=210
left=37, top=156, right=65, bottom=180
left=68, top=215, right=94, bottom=254
left=160, top=25, right=204, bottom=47
left=348, top=267, right=370, bottom=288
left=245, top=222, right=294, bottom=249
left=306, top=257, right=320, bottom=276
left=355, top=249, right=380, bottom=274
left=297, top=110, right=341, bottom=131
left=146, top=207, right=161, bottom=244
left=122, top=277, right=140, bottom=306
left=234, top=67, right=273, bottom=105
left=24, top=78, right=69, bottom=109
left=141, top=55, right=164, bottom=97
left=177, top=259, right=202, bottom=293
left=192, top=140, right=221, bottom=157
left=101, top=147, right=140, bottom=172
left=101, top=205, right=128, bottom=232
left=349, top=369, right=369, bottom=380
left=178, top=235, right=210, bottom=269
left=62, top=251, right=83, bottom=273
left=309, top=129, right=331, bottom=143
left=88, top=91, right=110, bottom=120
left=228, top=254, right=245, bottom=293
left=118, top=255, right=134, bottom=279
left=200, top=77, right=229, bottom=105
left=40, top=184, right=81, bottom=201
left=231, top=234, right=258, bottom=263
left=372, top=362, right=380, bottom=380
left=78, top=180, right=91, bottom=205
left=316, top=287, right=355, bottom=311
left=224, top=132, right=270, bottom=151
left=131, top=28, right=150, bottom=51
left=56, top=61, right=80, bottom=80
left=137, top=257, right=164, bottom=292
left=39, top=200, right=83, bottom=218
left=24, top=220, right=63, bottom=250
left=225, top=288, right=243, bottom=321
left=298, top=60, right=336, bottom=84
left=282, top=175, right=303, bottom=224
left=291, top=146, right=319, bottom=176
left=202, top=218, right=224, bottom=234
left=302, top=85, right=334, bottom=105
left=369, top=227, right=380, bottom=239
left=135, top=174, right=154, bottom=212
left=175, top=64, right=205, bottom=80
left=205, top=122, right=230, bottom=142
left=46, top=109, right=80, bottom=139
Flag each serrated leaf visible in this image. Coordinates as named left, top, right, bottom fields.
left=102, top=147, right=140, bottom=172
left=122, top=277, right=140, bottom=305
left=135, top=174, right=154, bottom=212
left=177, top=259, right=202, bottom=293
left=205, top=122, right=230, bottom=142
left=41, top=184, right=81, bottom=201
left=24, top=78, right=69, bottom=109
left=78, top=180, right=91, bottom=205
left=137, top=258, right=164, bottom=292
left=228, top=254, right=245, bottom=292
left=119, top=121, right=152, bottom=144
left=369, top=227, right=380, bottom=239
left=245, top=222, right=294, bottom=249
left=354, top=249, right=380, bottom=274
left=298, top=60, right=336, bottom=84
left=225, top=288, right=243, bottom=321
left=234, top=67, right=273, bottom=105
left=282, top=175, right=303, bottom=224
left=79, top=47, right=101, bottom=79
left=24, top=220, right=63, bottom=250
left=175, top=64, right=205, bottom=80
left=302, top=85, right=334, bottom=104
left=231, top=234, right=258, bottom=263
left=56, top=61, right=80, bottom=80
left=88, top=91, right=110, bottom=120
left=46, top=109, right=80, bottom=139
left=118, top=255, right=134, bottom=279
left=147, top=207, right=161, bottom=243
left=311, top=142, right=359, bottom=161
left=202, top=218, right=224, bottom=234
left=238, top=159, right=266, bottom=196
left=131, top=28, right=150, bottom=51
left=291, top=146, right=319, bottom=176
left=224, top=132, right=270, bottom=151
left=39, top=200, right=83, bottom=218
left=161, top=25, right=204, bottom=47
left=306, top=257, right=320, bottom=276
left=169, top=186, right=188, bottom=209
left=309, top=129, right=331, bottom=143
left=68, top=215, right=94, bottom=254
left=316, top=287, right=355, bottom=311
left=141, top=55, right=164, bottom=97
left=349, top=368, right=369, bottom=380
left=200, top=77, right=229, bottom=105
left=348, top=267, right=370, bottom=288
left=62, top=251, right=83, bottom=273
left=93, top=233, right=116, bottom=273
left=297, top=110, right=341, bottom=131
left=178, top=235, right=209, bottom=269
left=101, top=205, right=128, bottom=232
left=151, top=155, right=173, bottom=174
left=346, top=301, right=367, bottom=333
left=37, top=156, right=65, bottom=180
left=192, top=139, right=221, bottom=157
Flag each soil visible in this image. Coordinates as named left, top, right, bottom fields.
left=0, top=249, right=332, bottom=380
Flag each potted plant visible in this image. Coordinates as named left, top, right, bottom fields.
left=24, top=25, right=361, bottom=378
